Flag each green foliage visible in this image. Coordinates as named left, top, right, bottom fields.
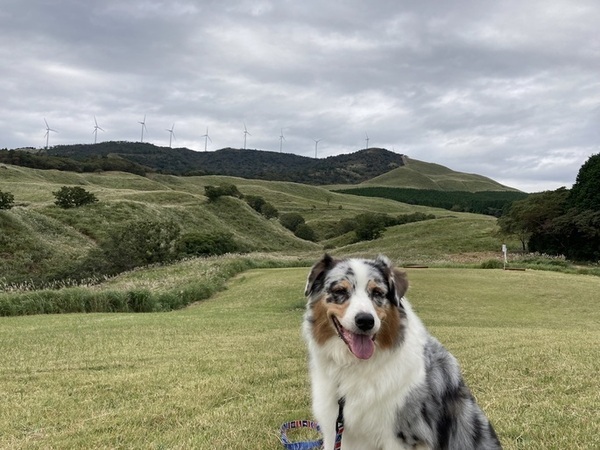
left=294, top=223, right=316, bottom=241
left=245, top=195, right=266, bottom=212
left=0, top=148, right=149, bottom=175
left=0, top=190, right=14, bottom=209
left=245, top=195, right=278, bottom=219
left=53, top=186, right=99, bottom=209
left=259, top=202, right=279, bottom=219
left=176, top=231, right=241, bottom=257
left=355, top=213, right=387, bottom=241
left=279, top=212, right=305, bottom=232
left=204, top=184, right=243, bottom=202
left=497, top=155, right=600, bottom=261
left=480, top=259, right=504, bottom=269
left=336, top=187, right=527, bottom=216
left=568, top=153, right=600, bottom=211
left=98, top=219, right=180, bottom=273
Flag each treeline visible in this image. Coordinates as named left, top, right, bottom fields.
left=0, top=149, right=150, bottom=175
left=498, top=153, right=600, bottom=261
left=335, top=187, right=527, bottom=216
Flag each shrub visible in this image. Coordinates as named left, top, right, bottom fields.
left=204, top=184, right=243, bottom=202
left=355, top=213, right=387, bottom=241
left=260, top=202, right=279, bottom=219
left=245, top=195, right=266, bottom=212
left=279, top=213, right=305, bottom=232
left=0, top=190, right=14, bottom=210
left=99, top=219, right=181, bottom=273
left=176, top=231, right=240, bottom=257
left=294, top=223, right=316, bottom=241
left=53, top=186, right=98, bottom=208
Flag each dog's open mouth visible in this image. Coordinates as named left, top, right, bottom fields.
left=332, top=316, right=375, bottom=360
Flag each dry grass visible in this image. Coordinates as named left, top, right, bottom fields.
left=0, top=267, right=598, bottom=449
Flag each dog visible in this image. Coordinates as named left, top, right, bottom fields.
left=303, top=254, right=502, bottom=450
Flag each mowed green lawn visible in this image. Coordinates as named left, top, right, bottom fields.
left=1, top=268, right=599, bottom=449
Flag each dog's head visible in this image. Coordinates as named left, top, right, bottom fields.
left=304, top=254, right=408, bottom=360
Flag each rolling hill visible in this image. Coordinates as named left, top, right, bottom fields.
left=358, top=157, right=518, bottom=192
left=0, top=164, right=518, bottom=285
left=5, top=142, right=519, bottom=191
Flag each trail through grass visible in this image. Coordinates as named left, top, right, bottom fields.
left=1, top=268, right=598, bottom=449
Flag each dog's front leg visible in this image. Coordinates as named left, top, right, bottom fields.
left=310, top=371, right=339, bottom=450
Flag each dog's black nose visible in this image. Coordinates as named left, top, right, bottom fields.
left=355, top=312, right=375, bottom=332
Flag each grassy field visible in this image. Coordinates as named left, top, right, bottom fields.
left=1, top=266, right=598, bottom=449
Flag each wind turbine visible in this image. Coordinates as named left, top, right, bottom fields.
left=243, top=122, right=251, bottom=149
left=313, top=138, right=322, bottom=159
left=93, top=116, right=104, bottom=144
left=201, top=127, right=212, bottom=152
left=279, top=128, right=286, bottom=153
left=365, top=132, right=370, bottom=149
left=43, top=119, right=57, bottom=149
left=166, top=123, right=176, bottom=148
left=138, top=115, right=148, bottom=142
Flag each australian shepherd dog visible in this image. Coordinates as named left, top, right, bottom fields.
left=303, top=254, right=502, bottom=450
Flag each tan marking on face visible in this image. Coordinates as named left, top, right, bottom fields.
left=311, top=296, right=351, bottom=345
left=375, top=303, right=403, bottom=350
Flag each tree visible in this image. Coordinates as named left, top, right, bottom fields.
left=568, top=153, right=600, bottom=211
left=355, top=213, right=387, bottom=241
left=176, top=231, right=240, bottom=256
left=0, top=190, right=14, bottom=210
left=53, top=186, right=98, bottom=208
left=204, top=184, right=243, bottom=202
left=498, top=189, right=568, bottom=251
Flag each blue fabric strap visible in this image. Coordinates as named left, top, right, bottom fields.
left=280, top=420, right=323, bottom=450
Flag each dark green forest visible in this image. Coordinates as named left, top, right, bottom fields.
left=336, top=186, right=528, bottom=216
left=36, top=142, right=404, bottom=184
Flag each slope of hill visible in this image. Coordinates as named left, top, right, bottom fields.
left=44, top=143, right=405, bottom=185
left=0, top=164, right=517, bottom=286
left=359, top=157, right=518, bottom=192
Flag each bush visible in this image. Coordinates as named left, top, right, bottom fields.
left=355, top=213, right=387, bottom=241
left=279, top=213, right=305, bottom=232
left=260, top=202, right=279, bottom=219
left=204, top=184, right=243, bottom=202
left=245, top=195, right=266, bottom=212
left=99, top=219, right=181, bottom=273
left=53, top=186, right=98, bottom=208
left=0, top=190, right=14, bottom=210
left=294, top=223, right=316, bottom=241
left=176, top=231, right=240, bottom=257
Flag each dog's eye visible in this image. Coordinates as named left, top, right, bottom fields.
left=371, top=288, right=385, bottom=299
left=330, top=287, right=349, bottom=302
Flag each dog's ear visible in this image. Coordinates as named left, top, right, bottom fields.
left=305, top=254, right=337, bottom=297
left=375, top=254, right=408, bottom=307
left=392, top=268, right=409, bottom=300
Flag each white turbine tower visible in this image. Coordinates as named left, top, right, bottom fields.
left=313, top=138, right=322, bottom=159
left=243, top=122, right=251, bottom=149
left=44, top=118, right=57, bottom=149
left=365, top=132, right=370, bottom=149
left=166, top=123, right=176, bottom=148
left=93, top=116, right=104, bottom=144
left=139, top=115, right=148, bottom=142
left=202, top=127, right=212, bottom=152
left=279, top=128, right=286, bottom=153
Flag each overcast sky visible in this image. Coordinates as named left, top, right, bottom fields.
left=1, top=0, right=599, bottom=192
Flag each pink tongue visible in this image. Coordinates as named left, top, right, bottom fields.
left=347, top=331, right=375, bottom=360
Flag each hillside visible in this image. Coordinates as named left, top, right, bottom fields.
left=0, top=164, right=518, bottom=285
left=359, top=157, right=518, bottom=192
left=42, top=142, right=405, bottom=184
